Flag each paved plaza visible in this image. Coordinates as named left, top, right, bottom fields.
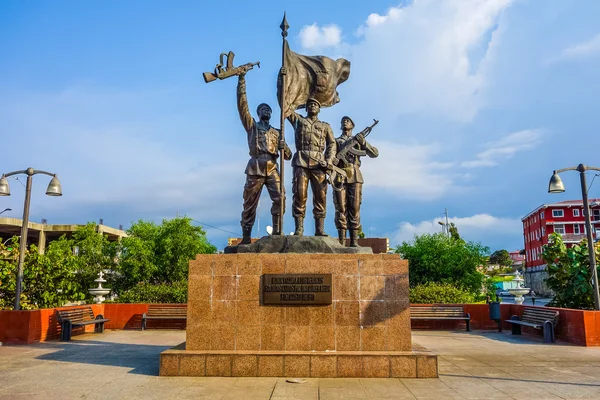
left=1, top=329, right=600, bottom=399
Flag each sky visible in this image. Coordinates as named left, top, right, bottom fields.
left=1, top=0, right=600, bottom=252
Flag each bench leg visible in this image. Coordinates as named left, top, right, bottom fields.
left=94, top=315, right=106, bottom=333
left=142, top=318, right=146, bottom=331
left=466, top=320, right=471, bottom=332
left=95, top=322, right=105, bottom=333
left=60, top=321, right=72, bottom=342
left=509, top=316, right=521, bottom=335
left=543, top=321, right=555, bottom=343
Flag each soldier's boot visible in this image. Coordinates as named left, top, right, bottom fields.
left=294, top=217, right=304, bottom=236
left=315, top=218, right=327, bottom=236
left=272, top=215, right=281, bottom=236
left=349, top=230, right=359, bottom=247
left=338, top=229, right=346, bottom=246
left=240, top=226, right=252, bottom=245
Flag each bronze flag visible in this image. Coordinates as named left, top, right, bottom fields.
left=277, top=41, right=351, bottom=115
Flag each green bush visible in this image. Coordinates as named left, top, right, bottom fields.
left=115, top=281, right=188, bottom=303
left=409, top=282, right=476, bottom=304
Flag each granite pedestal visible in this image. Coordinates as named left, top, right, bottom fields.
left=159, top=252, right=438, bottom=377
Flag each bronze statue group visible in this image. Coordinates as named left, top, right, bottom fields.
left=236, top=70, right=378, bottom=247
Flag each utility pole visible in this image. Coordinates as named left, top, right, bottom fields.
left=445, top=208, right=450, bottom=238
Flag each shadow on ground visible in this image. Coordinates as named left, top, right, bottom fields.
left=34, top=339, right=171, bottom=376
left=417, top=329, right=577, bottom=346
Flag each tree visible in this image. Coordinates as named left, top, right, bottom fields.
left=489, top=249, right=513, bottom=267
left=0, top=238, right=86, bottom=310
left=69, top=223, right=119, bottom=296
left=115, top=216, right=216, bottom=292
left=396, top=232, right=488, bottom=295
left=541, top=232, right=599, bottom=310
left=448, top=222, right=461, bottom=241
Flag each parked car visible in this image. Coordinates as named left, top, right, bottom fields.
left=496, top=289, right=514, bottom=297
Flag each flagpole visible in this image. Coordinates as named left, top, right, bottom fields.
left=279, top=13, right=289, bottom=234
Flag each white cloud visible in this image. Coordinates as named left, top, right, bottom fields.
left=355, top=8, right=405, bottom=36
left=548, top=33, right=600, bottom=64
left=0, top=86, right=246, bottom=224
left=298, top=23, right=342, bottom=50
left=461, top=129, right=542, bottom=168
left=302, top=0, right=514, bottom=122
left=391, top=213, right=522, bottom=247
left=361, top=140, right=455, bottom=199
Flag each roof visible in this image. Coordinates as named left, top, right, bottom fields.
left=522, top=199, right=600, bottom=221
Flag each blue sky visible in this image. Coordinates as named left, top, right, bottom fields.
left=2, top=0, right=600, bottom=252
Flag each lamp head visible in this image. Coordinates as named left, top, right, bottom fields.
left=0, top=175, right=9, bottom=196
left=45, top=175, right=62, bottom=196
left=548, top=171, right=565, bottom=193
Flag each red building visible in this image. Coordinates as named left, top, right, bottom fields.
left=522, top=199, right=600, bottom=268
left=509, top=250, right=524, bottom=268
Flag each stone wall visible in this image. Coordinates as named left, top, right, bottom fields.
left=524, top=266, right=553, bottom=297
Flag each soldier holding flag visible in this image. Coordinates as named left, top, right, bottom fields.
left=285, top=96, right=336, bottom=236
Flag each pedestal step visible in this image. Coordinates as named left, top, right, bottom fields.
left=160, top=346, right=437, bottom=378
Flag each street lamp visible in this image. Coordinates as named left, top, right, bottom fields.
left=0, top=168, right=62, bottom=310
left=548, top=163, right=600, bottom=310
left=438, top=221, right=446, bottom=234
left=0, top=208, right=11, bottom=215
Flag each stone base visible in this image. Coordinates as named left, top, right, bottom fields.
left=160, top=345, right=438, bottom=378
left=224, top=235, right=373, bottom=254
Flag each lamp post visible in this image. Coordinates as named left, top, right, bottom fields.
left=0, top=208, right=11, bottom=215
left=548, top=163, right=600, bottom=310
left=0, top=168, right=62, bottom=310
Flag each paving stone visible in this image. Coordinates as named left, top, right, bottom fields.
left=1, top=329, right=600, bottom=399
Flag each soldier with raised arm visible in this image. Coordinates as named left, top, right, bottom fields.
left=287, top=98, right=337, bottom=236
left=237, top=71, right=291, bottom=244
left=333, top=116, right=379, bottom=247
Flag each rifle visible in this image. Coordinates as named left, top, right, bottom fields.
left=203, top=51, right=260, bottom=83
left=335, top=119, right=379, bottom=164
left=309, top=155, right=347, bottom=192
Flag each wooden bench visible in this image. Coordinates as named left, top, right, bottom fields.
left=506, top=307, right=559, bottom=343
left=56, top=307, right=110, bottom=341
left=410, top=305, right=471, bottom=331
left=142, top=304, right=187, bottom=330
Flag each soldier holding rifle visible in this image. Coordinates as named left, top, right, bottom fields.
left=333, top=117, right=379, bottom=246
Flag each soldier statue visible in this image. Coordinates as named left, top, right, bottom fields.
left=287, top=98, right=336, bottom=236
left=237, top=71, right=291, bottom=244
left=333, top=116, right=379, bottom=246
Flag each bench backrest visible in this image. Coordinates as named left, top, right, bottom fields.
left=410, top=306, right=466, bottom=317
left=521, top=307, right=559, bottom=325
left=147, top=304, right=187, bottom=317
left=56, top=307, right=96, bottom=324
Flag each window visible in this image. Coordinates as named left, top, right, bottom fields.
left=541, top=211, right=545, bottom=219
left=542, top=226, right=545, bottom=236
left=553, top=210, right=564, bottom=217
left=574, top=224, right=580, bottom=235
left=573, top=209, right=580, bottom=217
left=554, top=224, right=565, bottom=235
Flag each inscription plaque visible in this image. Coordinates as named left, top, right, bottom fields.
left=261, top=274, right=332, bottom=305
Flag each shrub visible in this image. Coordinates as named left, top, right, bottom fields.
left=396, top=233, right=488, bottom=295
left=542, top=233, right=600, bottom=309
left=409, top=282, right=476, bottom=304
left=115, top=281, right=188, bottom=304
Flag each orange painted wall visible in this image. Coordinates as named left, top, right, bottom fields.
left=0, top=303, right=187, bottom=344
left=102, top=303, right=186, bottom=330
left=1, top=303, right=599, bottom=346
left=410, top=303, right=600, bottom=346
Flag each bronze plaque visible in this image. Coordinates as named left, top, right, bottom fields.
left=261, top=274, right=332, bottom=305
